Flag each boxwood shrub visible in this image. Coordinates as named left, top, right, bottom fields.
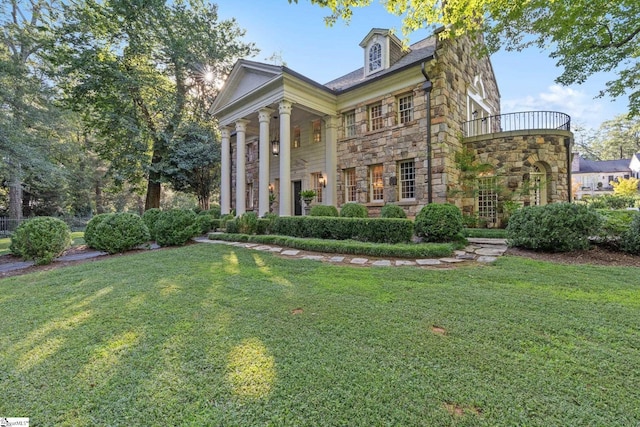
left=225, top=219, right=239, bottom=234
left=506, top=202, right=602, bottom=252
left=142, top=208, right=163, bottom=240
left=90, top=212, right=150, bottom=254
left=155, top=209, right=199, bottom=247
left=380, top=204, right=407, bottom=219
left=340, top=203, right=368, bottom=218
left=84, top=213, right=114, bottom=249
left=10, top=217, right=72, bottom=265
left=415, top=203, right=464, bottom=242
left=309, top=205, right=339, bottom=217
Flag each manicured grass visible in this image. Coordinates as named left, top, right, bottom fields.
left=1, top=244, right=639, bottom=426
left=463, top=227, right=508, bottom=238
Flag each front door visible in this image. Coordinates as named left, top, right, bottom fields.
left=293, top=181, right=302, bottom=216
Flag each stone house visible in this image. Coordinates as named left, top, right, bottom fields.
left=211, top=28, right=573, bottom=225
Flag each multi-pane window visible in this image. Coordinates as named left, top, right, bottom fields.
left=344, top=168, right=357, bottom=203
left=369, top=164, right=384, bottom=202
left=477, top=176, right=497, bottom=223
left=311, top=172, right=323, bottom=203
left=398, top=94, right=414, bottom=124
left=369, top=42, right=382, bottom=72
left=531, top=165, right=547, bottom=206
left=246, top=183, right=254, bottom=209
left=369, top=103, right=383, bottom=132
left=344, top=111, right=356, bottom=138
left=292, top=126, right=301, bottom=148
left=398, top=160, right=415, bottom=200
left=312, top=120, right=321, bottom=143
left=247, top=142, right=255, bottom=162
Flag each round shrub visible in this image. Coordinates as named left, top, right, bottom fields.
left=506, top=203, right=602, bottom=252
left=84, top=213, right=115, bottom=249
left=340, top=203, right=368, bottom=218
left=92, top=213, right=150, bottom=254
left=155, top=209, right=199, bottom=247
left=206, top=205, right=221, bottom=219
left=142, top=208, right=163, bottom=240
left=196, top=210, right=218, bottom=234
left=10, top=217, right=72, bottom=265
left=414, top=203, right=464, bottom=242
left=380, top=204, right=407, bottom=219
left=622, top=212, right=640, bottom=254
left=309, top=205, right=339, bottom=217
left=238, top=211, right=259, bottom=235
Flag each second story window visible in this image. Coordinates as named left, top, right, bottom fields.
left=369, top=42, right=382, bottom=72
left=369, top=103, right=383, bottom=132
left=344, top=111, right=356, bottom=138
left=398, top=94, right=414, bottom=124
left=312, top=119, right=321, bottom=143
left=293, top=126, right=301, bottom=148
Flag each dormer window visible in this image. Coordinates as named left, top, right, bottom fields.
left=368, top=43, right=382, bottom=72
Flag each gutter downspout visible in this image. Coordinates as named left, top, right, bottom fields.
left=421, top=62, right=433, bottom=204
left=565, top=137, right=573, bottom=203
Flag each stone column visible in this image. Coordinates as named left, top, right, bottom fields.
left=235, top=119, right=249, bottom=216
left=220, top=127, right=231, bottom=215
left=258, top=108, right=274, bottom=217
left=324, top=115, right=339, bottom=206
left=278, top=100, right=292, bottom=216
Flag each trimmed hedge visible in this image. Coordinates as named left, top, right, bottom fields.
left=622, top=211, right=640, bottom=254
left=90, top=213, right=150, bottom=254
left=209, top=233, right=453, bottom=258
left=380, top=204, right=407, bottom=219
left=309, top=205, right=339, bottom=217
left=10, top=217, right=72, bottom=265
left=340, top=203, right=368, bottom=218
left=270, top=216, right=413, bottom=244
left=506, top=203, right=602, bottom=252
left=155, top=209, right=199, bottom=247
left=415, top=203, right=464, bottom=242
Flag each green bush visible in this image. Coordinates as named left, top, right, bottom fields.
left=84, top=213, right=114, bottom=249
left=380, top=204, right=407, bottom=219
left=237, top=212, right=259, bottom=235
left=340, top=203, right=368, bottom=218
left=595, top=209, right=637, bottom=249
left=225, top=219, right=239, bottom=234
left=10, top=217, right=72, bottom=265
left=196, top=210, right=219, bottom=234
left=155, top=209, right=199, bottom=247
left=415, top=203, right=464, bottom=242
left=309, top=205, right=339, bottom=217
left=90, top=213, right=150, bottom=254
left=586, top=194, right=637, bottom=210
left=622, top=212, right=640, bottom=254
left=506, top=203, right=602, bottom=252
left=142, top=208, right=163, bottom=240
left=206, top=205, right=221, bottom=219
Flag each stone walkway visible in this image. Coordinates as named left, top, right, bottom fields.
left=194, top=237, right=508, bottom=268
left=0, top=237, right=508, bottom=275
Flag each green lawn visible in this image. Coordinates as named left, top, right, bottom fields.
left=1, top=244, right=639, bottom=426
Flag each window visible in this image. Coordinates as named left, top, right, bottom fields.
left=311, top=172, right=323, bottom=203
left=246, top=183, right=254, bottom=210
left=369, top=164, right=384, bottom=202
left=398, top=94, right=413, bottom=124
left=369, top=42, right=382, bottom=72
left=344, top=168, right=357, bottom=203
left=312, top=120, right=321, bottom=143
left=398, top=160, right=415, bottom=200
left=247, top=142, right=255, bottom=162
left=369, top=103, right=383, bottom=132
left=531, top=165, right=548, bottom=206
left=292, top=126, right=301, bottom=148
left=477, top=177, right=497, bottom=223
left=344, top=111, right=356, bottom=138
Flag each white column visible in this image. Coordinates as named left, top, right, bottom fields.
left=235, top=119, right=249, bottom=216
left=278, top=100, right=292, bottom=216
left=220, top=127, right=231, bottom=215
left=258, top=108, right=273, bottom=217
left=324, top=115, right=339, bottom=206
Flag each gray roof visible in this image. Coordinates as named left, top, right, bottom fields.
left=324, top=35, right=437, bottom=93
left=575, top=158, right=631, bottom=173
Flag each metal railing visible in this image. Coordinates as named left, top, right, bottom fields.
left=463, top=111, right=571, bottom=138
left=0, top=217, right=22, bottom=236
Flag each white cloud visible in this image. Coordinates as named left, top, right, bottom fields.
left=502, top=85, right=603, bottom=129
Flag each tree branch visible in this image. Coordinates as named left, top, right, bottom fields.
left=591, top=25, right=640, bottom=49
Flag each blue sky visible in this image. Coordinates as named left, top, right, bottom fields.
left=215, top=0, right=628, bottom=131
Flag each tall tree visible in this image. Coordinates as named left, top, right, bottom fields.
left=55, top=0, right=256, bottom=210
left=596, top=114, right=640, bottom=160
left=294, top=0, right=640, bottom=116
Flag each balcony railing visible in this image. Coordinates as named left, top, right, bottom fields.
left=463, top=111, right=571, bottom=138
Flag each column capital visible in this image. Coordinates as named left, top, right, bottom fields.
left=323, top=115, right=340, bottom=129
left=235, top=119, right=250, bottom=133
left=258, top=108, right=274, bottom=123
left=279, top=100, right=292, bottom=116
left=220, top=127, right=231, bottom=139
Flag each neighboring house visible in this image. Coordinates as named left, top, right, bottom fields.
left=572, top=153, right=640, bottom=199
left=211, top=28, right=573, bottom=225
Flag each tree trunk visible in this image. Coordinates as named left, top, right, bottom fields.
left=8, top=171, right=23, bottom=222
left=198, top=194, right=209, bottom=211
left=145, top=177, right=161, bottom=210
left=95, top=180, right=105, bottom=214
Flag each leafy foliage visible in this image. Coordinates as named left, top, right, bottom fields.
left=142, top=208, right=163, bottom=240
left=414, top=203, right=464, bottom=242
left=339, top=203, right=368, bottom=218
left=9, top=217, right=71, bottom=265
left=584, top=194, right=638, bottom=210
left=380, top=204, right=407, bottom=219
left=309, top=205, right=339, bottom=217
left=506, top=203, right=602, bottom=252
left=90, top=212, right=150, bottom=254
left=611, top=177, right=640, bottom=197
left=84, top=213, right=115, bottom=248
left=237, top=212, right=259, bottom=235
left=621, top=212, right=640, bottom=254
left=155, top=209, right=199, bottom=247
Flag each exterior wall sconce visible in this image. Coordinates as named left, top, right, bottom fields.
left=268, top=183, right=274, bottom=193
left=271, top=138, right=280, bottom=156
left=318, top=175, right=326, bottom=188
